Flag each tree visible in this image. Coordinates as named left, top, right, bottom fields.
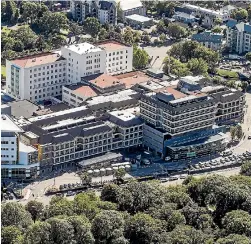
left=113, top=168, right=126, bottom=182
left=125, top=213, right=162, bottom=244
left=235, top=125, right=243, bottom=140
left=24, top=221, right=52, bottom=244
left=222, top=210, right=251, bottom=236
left=101, top=184, right=120, bottom=202
left=234, top=9, right=248, bottom=21
left=212, top=26, right=222, bottom=33
left=159, top=33, right=167, bottom=43
left=83, top=17, right=101, bottom=38
left=240, top=81, right=249, bottom=92
left=4, top=0, right=16, bottom=23
left=98, top=28, right=109, bottom=41
left=1, top=226, right=23, bottom=244
left=2, top=202, right=33, bottom=229
left=69, top=21, right=83, bottom=36
left=168, top=225, right=213, bottom=244
left=21, top=1, right=38, bottom=24
left=167, top=23, right=187, bottom=40
left=133, top=31, right=142, bottom=43
left=156, top=20, right=167, bottom=34
left=79, top=172, right=92, bottom=185
left=240, top=161, right=251, bottom=176
left=67, top=216, right=94, bottom=244
left=47, top=217, right=75, bottom=244
left=13, top=9, right=19, bottom=24
left=25, top=200, right=44, bottom=222
left=187, top=58, right=208, bottom=75
left=92, top=210, right=125, bottom=243
left=123, top=27, right=134, bottom=45
left=214, top=17, right=223, bottom=25
left=230, top=126, right=236, bottom=141
left=39, top=12, right=68, bottom=35
left=142, top=34, right=151, bottom=45
left=216, top=234, right=251, bottom=244
left=50, top=34, right=67, bottom=49
left=133, top=46, right=149, bottom=69
left=1, top=1, right=6, bottom=22
left=13, top=40, right=24, bottom=52
left=163, top=56, right=190, bottom=77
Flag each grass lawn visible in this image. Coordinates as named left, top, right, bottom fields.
left=216, top=69, right=238, bottom=79
left=1, top=66, right=6, bottom=78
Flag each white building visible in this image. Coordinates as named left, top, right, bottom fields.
left=6, top=52, right=67, bottom=102
left=61, top=43, right=106, bottom=83
left=1, top=115, right=39, bottom=179
left=97, top=40, right=133, bottom=75
left=226, top=20, right=251, bottom=54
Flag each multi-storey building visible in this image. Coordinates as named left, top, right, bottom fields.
left=97, top=40, right=133, bottom=75
left=61, top=42, right=106, bottom=83
left=192, top=31, right=223, bottom=51
left=6, top=52, right=67, bottom=102
left=1, top=115, right=39, bottom=179
left=18, top=106, right=143, bottom=173
left=226, top=19, right=251, bottom=54
left=70, top=0, right=117, bottom=24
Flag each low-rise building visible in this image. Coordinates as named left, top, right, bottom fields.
left=1, top=115, right=39, bottom=179
left=172, top=12, right=196, bottom=24
left=125, top=14, right=153, bottom=28
left=192, top=31, right=223, bottom=51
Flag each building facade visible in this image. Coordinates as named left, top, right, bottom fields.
left=71, top=0, right=117, bottom=24
left=192, top=31, right=223, bottom=51
left=226, top=20, right=251, bottom=54
left=1, top=115, right=39, bottom=179
left=6, top=53, right=67, bottom=102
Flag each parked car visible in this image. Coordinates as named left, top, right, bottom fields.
left=180, top=174, right=187, bottom=179
left=248, top=135, right=251, bottom=139
left=169, top=176, right=179, bottom=181
left=66, top=191, right=75, bottom=196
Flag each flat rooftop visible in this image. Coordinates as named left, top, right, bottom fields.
left=1, top=115, right=23, bottom=133
left=125, top=14, right=153, bottom=22
left=115, top=0, right=143, bottom=11
left=97, top=40, right=129, bottom=51
left=64, top=43, right=102, bottom=55
left=11, top=52, right=65, bottom=68
left=19, top=141, right=37, bottom=153
left=109, top=110, right=138, bottom=122
left=155, top=86, right=187, bottom=99
left=139, top=81, right=164, bottom=91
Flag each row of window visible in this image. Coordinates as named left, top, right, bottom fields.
left=30, top=63, right=65, bottom=72
left=108, top=50, right=128, bottom=56
left=1, top=141, right=15, bottom=144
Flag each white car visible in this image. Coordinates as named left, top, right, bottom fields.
left=165, top=156, right=171, bottom=161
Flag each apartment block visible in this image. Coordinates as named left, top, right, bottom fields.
left=18, top=106, right=143, bottom=173
left=6, top=53, right=67, bottom=102
left=71, top=0, right=117, bottom=24
left=1, top=115, right=39, bottom=179
left=226, top=19, right=251, bottom=54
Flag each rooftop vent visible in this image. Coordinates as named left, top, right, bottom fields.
left=2, top=115, right=6, bottom=120
left=32, top=59, right=36, bottom=62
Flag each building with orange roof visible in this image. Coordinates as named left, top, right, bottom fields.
left=6, top=52, right=67, bottom=102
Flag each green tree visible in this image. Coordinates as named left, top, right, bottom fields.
left=1, top=1, right=6, bottom=22
left=25, top=200, right=44, bottom=222
left=167, top=23, right=187, bottom=40
left=79, top=172, right=92, bottom=185
left=142, top=33, right=151, bottom=45
left=187, top=58, right=208, bottom=75
left=67, top=216, right=94, bottom=244
left=1, top=226, right=23, bottom=244
left=101, top=184, right=120, bottom=202
left=156, top=20, right=167, bottom=34
left=83, top=17, right=101, bottom=38
left=69, top=21, right=83, bottom=36
left=13, top=40, right=24, bottom=52
left=214, top=17, right=223, bottom=25
left=4, top=0, right=16, bottom=23
left=240, top=161, right=251, bottom=176
left=92, top=210, right=125, bottom=243
left=235, top=125, right=243, bottom=140
left=98, top=28, right=109, bottom=40
left=234, top=9, right=248, bottom=21
left=230, top=126, right=236, bottom=140
left=168, top=225, right=213, bottom=244
left=133, top=46, right=149, bottom=69
left=163, top=56, right=190, bottom=77
left=246, top=52, right=251, bottom=62
left=133, top=31, right=142, bottom=43
left=216, top=234, right=251, bottom=244
left=21, top=1, right=38, bottom=24
left=125, top=213, right=161, bottom=244
left=13, top=8, right=19, bottom=24
left=159, top=33, right=167, bottom=43
left=2, top=202, right=33, bottom=229
left=47, top=217, right=75, bottom=244
left=39, top=12, right=68, bottom=35
left=50, top=34, right=67, bottom=49
left=123, top=27, right=134, bottom=45
left=212, top=26, right=222, bottom=33
left=222, top=210, right=251, bottom=236
left=113, top=168, right=126, bottom=182
left=24, top=221, right=52, bottom=244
